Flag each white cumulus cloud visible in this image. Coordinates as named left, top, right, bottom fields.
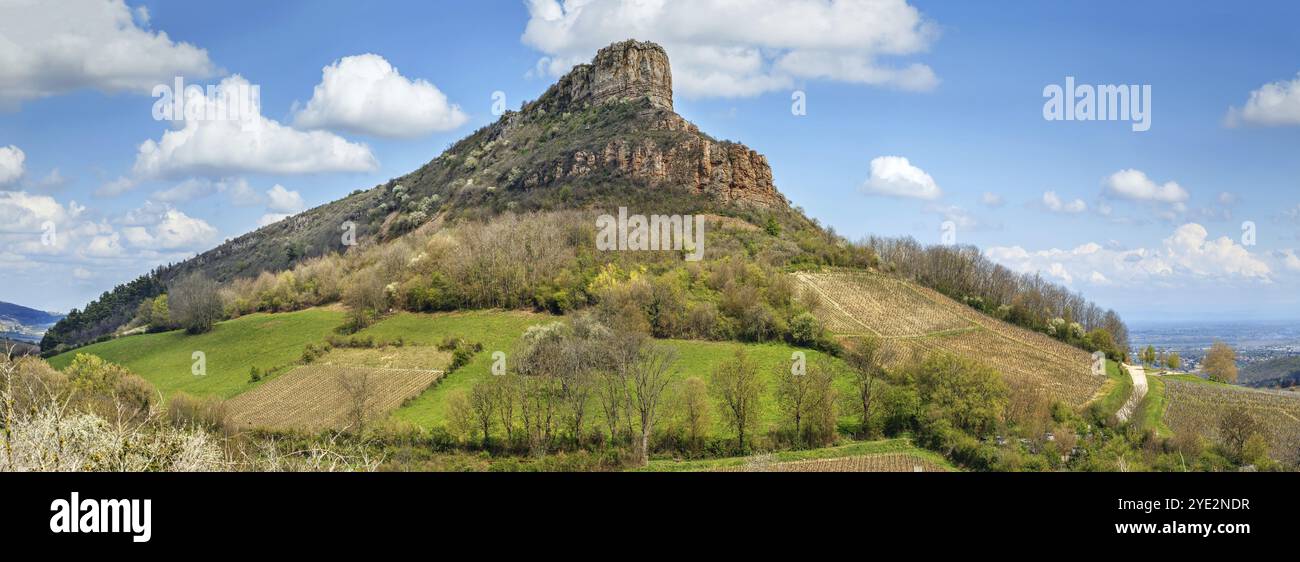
left=0, top=190, right=88, bottom=257
left=132, top=75, right=378, bottom=178
left=1041, top=190, right=1087, bottom=214
left=265, top=184, right=305, bottom=214
left=1275, top=249, right=1300, bottom=273
left=0, top=145, right=24, bottom=185
left=1103, top=169, right=1188, bottom=204
left=522, top=0, right=940, bottom=98
left=0, top=0, right=215, bottom=107
left=1226, top=72, right=1300, bottom=127
left=987, top=222, right=1270, bottom=288
left=120, top=207, right=217, bottom=251
left=293, top=54, right=469, bottom=138
left=861, top=156, right=941, bottom=200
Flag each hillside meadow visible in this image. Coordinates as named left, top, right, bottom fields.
left=48, top=308, right=345, bottom=399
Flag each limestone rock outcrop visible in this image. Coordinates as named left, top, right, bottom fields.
left=520, top=39, right=786, bottom=209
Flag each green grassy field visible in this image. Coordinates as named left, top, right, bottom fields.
left=377, top=310, right=856, bottom=432
left=658, top=338, right=854, bottom=429
left=44, top=307, right=855, bottom=435
left=48, top=308, right=345, bottom=399
left=638, top=438, right=953, bottom=472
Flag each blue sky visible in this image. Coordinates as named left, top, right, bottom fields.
left=2, top=0, right=1299, bottom=323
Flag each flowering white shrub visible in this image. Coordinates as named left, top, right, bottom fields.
left=1, top=405, right=225, bottom=472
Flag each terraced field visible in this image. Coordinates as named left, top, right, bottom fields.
left=795, top=271, right=1103, bottom=407
left=714, top=452, right=950, bottom=472
left=226, top=365, right=444, bottom=431
left=1163, top=379, right=1300, bottom=464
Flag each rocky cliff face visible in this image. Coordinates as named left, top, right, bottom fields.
left=530, top=39, right=674, bottom=113
left=522, top=40, right=786, bottom=209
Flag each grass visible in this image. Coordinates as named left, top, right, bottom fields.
left=1162, top=373, right=1224, bottom=385
left=1137, top=374, right=1171, bottom=437
left=1091, top=360, right=1131, bottom=418
left=638, top=438, right=953, bottom=472
left=47, top=308, right=346, bottom=399
left=368, top=310, right=551, bottom=427
left=658, top=338, right=855, bottom=429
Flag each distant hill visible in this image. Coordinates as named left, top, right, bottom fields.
left=0, top=301, right=64, bottom=343
left=1242, top=355, right=1300, bottom=388
left=0, top=301, right=63, bottom=326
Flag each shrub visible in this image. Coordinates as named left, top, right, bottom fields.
left=788, top=312, right=821, bottom=347
left=167, top=392, right=227, bottom=430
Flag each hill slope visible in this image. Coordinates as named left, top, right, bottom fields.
left=1241, top=355, right=1300, bottom=388
left=796, top=270, right=1105, bottom=406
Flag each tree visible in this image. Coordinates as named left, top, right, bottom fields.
left=343, top=268, right=387, bottom=330
left=446, top=390, right=475, bottom=442
left=493, top=374, right=518, bottom=445
left=1165, top=352, right=1181, bottom=371
left=1203, top=341, right=1238, bottom=384
left=335, top=370, right=375, bottom=432
left=846, top=339, right=889, bottom=437
left=1141, top=345, right=1156, bottom=366
left=711, top=349, right=764, bottom=452
left=168, top=273, right=223, bottom=334
left=776, top=359, right=836, bottom=447
left=672, top=376, right=712, bottom=452
left=469, top=381, right=497, bottom=446
left=625, top=343, right=677, bottom=465
left=911, top=352, right=1009, bottom=435
left=515, top=323, right=569, bottom=456
left=150, top=294, right=170, bottom=331
left=1084, top=328, right=1119, bottom=361
left=558, top=315, right=609, bottom=447
left=598, top=330, right=645, bottom=443
left=517, top=371, right=558, bottom=456
left=1218, top=407, right=1266, bottom=463
left=788, top=312, right=822, bottom=347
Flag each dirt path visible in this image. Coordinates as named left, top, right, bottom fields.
left=1116, top=364, right=1148, bottom=423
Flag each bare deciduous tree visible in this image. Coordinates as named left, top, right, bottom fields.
left=469, top=381, right=496, bottom=446
left=776, top=359, right=836, bottom=447
left=168, top=273, right=224, bottom=334
left=625, top=343, right=677, bottom=465
left=335, top=370, right=375, bottom=433
left=493, top=374, right=518, bottom=445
